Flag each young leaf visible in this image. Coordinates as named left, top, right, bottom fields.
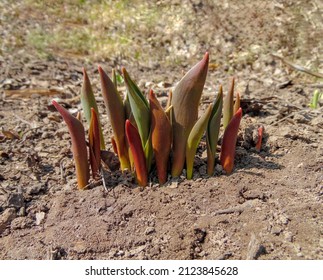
left=125, top=120, right=148, bottom=187
left=255, top=125, right=264, bottom=152
left=122, top=67, right=150, bottom=147
left=149, top=90, right=172, bottom=184
left=111, top=136, right=118, bottom=155
left=171, top=52, right=209, bottom=177
left=89, top=108, right=101, bottom=179
left=220, top=107, right=242, bottom=174
left=52, top=100, right=90, bottom=189
left=223, top=77, right=235, bottom=129
left=80, top=68, right=105, bottom=150
left=122, top=67, right=152, bottom=171
left=98, top=66, right=130, bottom=171
left=233, top=92, right=240, bottom=114
left=112, top=68, right=117, bottom=89
left=206, top=86, right=223, bottom=175
left=309, top=89, right=322, bottom=109
left=186, top=104, right=213, bottom=179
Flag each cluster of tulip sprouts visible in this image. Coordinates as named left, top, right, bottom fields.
left=53, top=53, right=243, bottom=189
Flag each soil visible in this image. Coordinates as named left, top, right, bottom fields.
left=0, top=0, right=322, bottom=260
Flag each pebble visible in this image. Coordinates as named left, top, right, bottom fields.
left=27, top=183, right=46, bottom=195
left=36, top=212, right=46, bottom=225
left=284, top=231, right=293, bottom=242
left=271, top=226, right=282, bottom=235
left=215, top=164, right=223, bottom=173
left=7, top=193, right=24, bottom=209
left=72, top=241, right=87, bottom=254
left=0, top=208, right=16, bottom=233
left=10, top=217, right=33, bottom=230
left=145, top=227, right=155, bottom=235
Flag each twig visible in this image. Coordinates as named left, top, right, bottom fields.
left=270, top=106, right=323, bottom=126
left=213, top=206, right=244, bottom=215
left=101, top=167, right=108, bottom=191
left=299, top=83, right=323, bottom=88
left=272, top=54, right=323, bottom=79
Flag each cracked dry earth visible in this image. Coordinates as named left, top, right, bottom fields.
left=0, top=0, right=323, bottom=260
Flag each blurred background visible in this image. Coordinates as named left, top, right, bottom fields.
left=1, top=0, right=322, bottom=73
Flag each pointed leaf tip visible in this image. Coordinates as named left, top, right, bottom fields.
left=52, top=100, right=90, bottom=189
left=99, top=65, right=130, bottom=170
left=171, top=53, right=209, bottom=177
left=125, top=120, right=148, bottom=186
left=89, top=108, right=101, bottom=179
left=186, top=104, right=213, bottom=179
left=122, top=67, right=150, bottom=149
left=149, top=89, right=172, bottom=184
left=220, top=107, right=242, bottom=174
left=80, top=68, right=105, bottom=149
left=206, top=86, right=223, bottom=175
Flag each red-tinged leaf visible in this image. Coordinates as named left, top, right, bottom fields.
left=99, top=65, right=130, bottom=171
left=171, top=52, right=209, bottom=177
left=223, top=77, right=235, bottom=129
left=122, top=67, right=150, bottom=147
left=52, top=100, right=89, bottom=189
left=125, top=120, right=148, bottom=186
left=234, top=92, right=241, bottom=114
left=111, top=136, right=118, bottom=155
left=149, top=90, right=172, bottom=184
left=81, top=68, right=105, bottom=150
left=89, top=108, right=101, bottom=179
left=255, top=125, right=264, bottom=152
left=220, top=107, right=242, bottom=174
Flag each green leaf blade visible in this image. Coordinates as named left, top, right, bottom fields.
left=186, top=104, right=213, bottom=179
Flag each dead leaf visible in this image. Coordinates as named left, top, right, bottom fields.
left=1, top=128, right=20, bottom=139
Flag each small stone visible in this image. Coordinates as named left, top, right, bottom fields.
left=319, top=239, right=323, bottom=248
left=271, top=226, right=282, bottom=235
left=297, top=252, right=303, bottom=257
left=72, top=241, right=87, bottom=254
left=128, top=245, right=146, bottom=256
left=145, top=227, right=155, bottom=235
left=279, top=215, right=289, bottom=225
left=284, top=231, right=293, bottom=242
left=7, top=193, right=24, bottom=209
left=36, top=212, right=46, bottom=225
left=0, top=208, right=16, bottom=233
left=198, top=251, right=207, bottom=257
left=10, top=217, right=33, bottom=230
left=168, top=181, right=178, bottom=189
left=18, top=206, right=26, bottom=217
left=194, top=246, right=201, bottom=253
left=115, top=250, right=124, bottom=257
left=215, top=164, right=223, bottom=173
left=27, top=183, right=46, bottom=195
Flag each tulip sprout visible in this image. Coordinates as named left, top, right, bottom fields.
left=53, top=53, right=246, bottom=188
